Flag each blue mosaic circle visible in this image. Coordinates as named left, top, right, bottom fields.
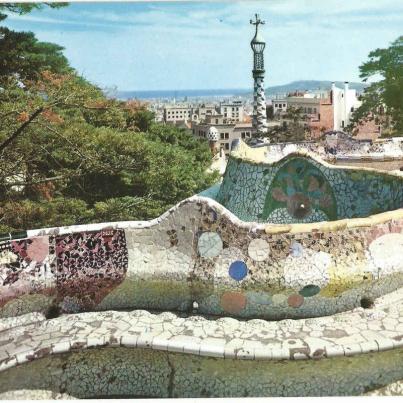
left=228, top=260, right=248, bottom=281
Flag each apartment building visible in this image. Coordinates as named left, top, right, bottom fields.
left=163, top=105, right=193, bottom=123
left=219, top=100, right=245, bottom=122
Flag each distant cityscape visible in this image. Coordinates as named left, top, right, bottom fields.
left=116, top=79, right=378, bottom=157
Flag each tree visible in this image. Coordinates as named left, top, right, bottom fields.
left=0, top=71, right=217, bottom=232
left=350, top=36, right=403, bottom=135
left=0, top=27, right=72, bottom=79
left=0, top=3, right=68, bottom=21
left=254, top=106, right=308, bottom=143
left=0, top=16, right=217, bottom=232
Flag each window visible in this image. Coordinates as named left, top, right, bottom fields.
left=215, top=119, right=219, bottom=124
left=308, top=108, right=312, bottom=114
left=225, top=143, right=230, bottom=150
left=220, top=133, right=225, bottom=140
left=225, top=133, right=229, bottom=139
left=341, top=120, right=345, bottom=128
left=241, top=132, right=246, bottom=139
left=313, top=108, right=317, bottom=113
left=351, top=107, right=354, bottom=112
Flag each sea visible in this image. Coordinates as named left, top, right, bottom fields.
left=115, top=88, right=250, bottom=101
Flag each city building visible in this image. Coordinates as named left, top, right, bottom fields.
left=219, top=100, right=245, bottom=122
left=270, top=83, right=367, bottom=138
left=331, top=82, right=361, bottom=131
left=272, top=99, right=287, bottom=114
left=163, top=104, right=193, bottom=123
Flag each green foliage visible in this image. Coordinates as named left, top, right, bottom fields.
left=350, top=36, right=403, bottom=135
left=257, top=106, right=307, bottom=143
left=0, top=10, right=217, bottom=232
left=0, top=27, right=72, bottom=79
left=264, top=122, right=307, bottom=143
left=0, top=198, right=90, bottom=232
left=0, top=2, right=68, bottom=21
left=0, top=38, right=216, bottom=232
left=128, top=109, right=155, bottom=132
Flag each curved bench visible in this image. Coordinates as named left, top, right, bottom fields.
left=0, top=287, right=403, bottom=397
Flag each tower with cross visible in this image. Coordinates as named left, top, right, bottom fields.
left=250, top=14, right=268, bottom=136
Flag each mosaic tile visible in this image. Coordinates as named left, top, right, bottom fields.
left=247, top=291, right=272, bottom=305
left=272, top=294, right=288, bottom=306
left=197, top=232, right=223, bottom=258
left=55, top=230, right=128, bottom=311
left=216, top=154, right=403, bottom=224
left=0, top=237, right=56, bottom=309
left=228, top=261, right=248, bottom=281
left=288, top=294, right=305, bottom=308
left=283, top=250, right=331, bottom=289
left=299, top=285, right=321, bottom=298
left=248, top=238, right=270, bottom=261
left=368, top=233, right=403, bottom=275
left=220, top=292, right=246, bottom=314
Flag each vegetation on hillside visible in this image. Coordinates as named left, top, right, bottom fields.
left=0, top=6, right=217, bottom=232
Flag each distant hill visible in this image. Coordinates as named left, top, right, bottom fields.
left=266, top=80, right=367, bottom=96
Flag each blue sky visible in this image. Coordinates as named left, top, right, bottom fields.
left=4, top=0, right=403, bottom=91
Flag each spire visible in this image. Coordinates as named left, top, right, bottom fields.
left=250, top=14, right=268, bottom=137
left=250, top=14, right=266, bottom=47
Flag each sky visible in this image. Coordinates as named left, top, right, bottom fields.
left=3, top=0, right=403, bottom=91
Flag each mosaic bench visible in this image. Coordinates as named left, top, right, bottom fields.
left=1, top=145, right=403, bottom=320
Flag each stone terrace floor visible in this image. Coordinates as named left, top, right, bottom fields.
left=1, top=287, right=403, bottom=371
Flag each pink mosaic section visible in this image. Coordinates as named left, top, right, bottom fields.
left=0, top=236, right=56, bottom=308
left=55, top=229, right=128, bottom=312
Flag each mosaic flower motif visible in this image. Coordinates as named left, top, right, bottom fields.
left=263, top=158, right=337, bottom=222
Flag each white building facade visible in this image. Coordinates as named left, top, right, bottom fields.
left=331, top=82, right=362, bottom=131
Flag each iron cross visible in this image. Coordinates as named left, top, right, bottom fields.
left=250, top=13, right=265, bottom=27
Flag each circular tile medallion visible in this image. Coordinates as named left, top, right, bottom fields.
left=220, top=292, right=247, bottom=314
left=288, top=294, right=304, bottom=308
left=248, top=238, right=270, bottom=261
left=197, top=232, right=223, bottom=258
left=228, top=260, right=248, bottom=281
